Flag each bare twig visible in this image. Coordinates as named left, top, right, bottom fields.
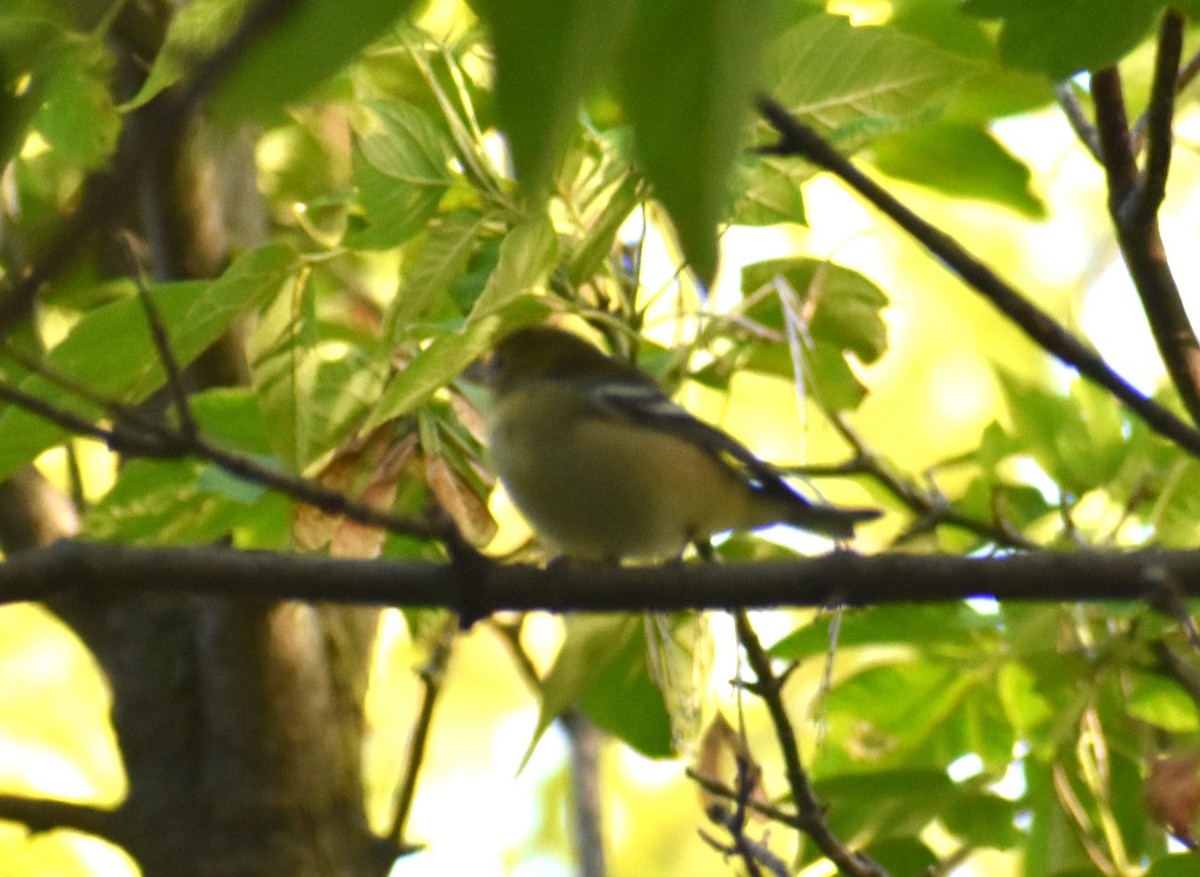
left=1130, top=42, right=1200, bottom=153
left=388, top=614, right=456, bottom=853
left=827, top=413, right=1041, bottom=551
left=562, top=712, right=609, bottom=877
left=0, top=368, right=456, bottom=542
left=491, top=618, right=609, bottom=877
left=686, top=768, right=800, bottom=828
left=755, top=96, right=1200, bottom=460
left=122, top=233, right=197, bottom=439
left=1056, top=82, right=1103, bottom=160
left=734, top=609, right=886, bottom=877
left=697, top=755, right=789, bottom=877
left=1091, top=69, right=1138, bottom=206
left=1091, top=20, right=1200, bottom=427
left=0, top=794, right=124, bottom=845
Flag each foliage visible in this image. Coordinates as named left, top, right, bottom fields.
left=3, top=0, right=1200, bottom=875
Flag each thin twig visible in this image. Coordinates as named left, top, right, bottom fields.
left=388, top=614, right=456, bottom=852
left=562, top=711, right=609, bottom=877
left=734, top=609, right=887, bottom=877
left=490, top=618, right=609, bottom=877
left=1091, top=69, right=1138, bottom=207
left=757, top=95, right=1200, bottom=459
left=1056, top=82, right=1103, bottom=160
left=828, top=414, right=1040, bottom=551
left=122, top=233, right=197, bottom=439
left=0, top=364, right=457, bottom=542
left=686, top=768, right=801, bottom=828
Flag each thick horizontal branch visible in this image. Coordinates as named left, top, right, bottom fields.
left=2, top=540, right=1198, bottom=614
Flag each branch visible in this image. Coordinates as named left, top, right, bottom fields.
left=1091, top=16, right=1200, bottom=427
left=491, top=618, right=609, bottom=877
left=0, top=0, right=301, bottom=337
left=1135, top=10, right=1183, bottom=224
left=735, top=610, right=886, bottom=877
left=825, top=413, right=1040, bottom=551
left=1056, top=82, right=1102, bottom=161
left=387, top=615, right=455, bottom=854
left=755, top=96, right=1200, bottom=460
left=0, top=794, right=124, bottom=844
left=9, top=541, right=1200, bottom=613
left=0, top=370, right=456, bottom=544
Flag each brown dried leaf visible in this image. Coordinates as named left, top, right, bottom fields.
left=1144, top=753, right=1200, bottom=846
left=427, top=453, right=497, bottom=547
left=329, top=433, right=420, bottom=558
left=449, top=389, right=487, bottom=444
left=694, top=713, right=768, bottom=821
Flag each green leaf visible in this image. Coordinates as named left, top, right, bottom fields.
left=363, top=295, right=551, bottom=431
left=961, top=0, right=1163, bottom=79
left=189, top=386, right=272, bottom=455
left=83, top=459, right=252, bottom=544
left=123, top=0, right=250, bottom=109
left=475, top=0, right=628, bottom=194
left=616, top=0, right=777, bottom=285
left=763, top=14, right=979, bottom=152
left=468, top=212, right=559, bottom=318
left=1147, top=855, right=1200, bottom=877
left=864, top=837, right=938, bottom=874
left=730, top=154, right=808, bottom=226
left=0, top=242, right=298, bottom=480
left=29, top=31, right=119, bottom=168
left=210, top=0, right=420, bottom=123
left=819, top=661, right=1014, bottom=774
left=250, top=267, right=319, bottom=471
left=738, top=256, right=889, bottom=409
left=997, top=371, right=1128, bottom=497
left=386, top=209, right=489, bottom=337
left=349, top=100, right=455, bottom=249
left=1126, top=672, right=1200, bottom=732
left=870, top=122, right=1046, bottom=217
left=566, top=172, right=641, bottom=285
left=770, top=604, right=997, bottom=662
left=815, top=769, right=958, bottom=840
left=941, top=792, right=1022, bottom=849
left=524, top=616, right=673, bottom=766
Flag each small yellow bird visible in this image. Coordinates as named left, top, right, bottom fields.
left=481, top=325, right=880, bottom=562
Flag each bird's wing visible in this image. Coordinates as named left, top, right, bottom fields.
left=583, top=377, right=797, bottom=500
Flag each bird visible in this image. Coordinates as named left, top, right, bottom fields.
left=478, top=324, right=880, bottom=562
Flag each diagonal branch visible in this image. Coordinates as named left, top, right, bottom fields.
left=387, top=614, right=455, bottom=855
left=1056, top=82, right=1102, bottom=161
left=1090, top=13, right=1200, bottom=426
left=0, top=370, right=455, bottom=543
left=735, top=610, right=886, bottom=876
left=756, top=96, right=1200, bottom=459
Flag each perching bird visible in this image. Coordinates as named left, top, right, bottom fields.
left=480, top=325, right=880, bottom=562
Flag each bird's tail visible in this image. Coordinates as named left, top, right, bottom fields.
left=783, top=499, right=882, bottom=540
